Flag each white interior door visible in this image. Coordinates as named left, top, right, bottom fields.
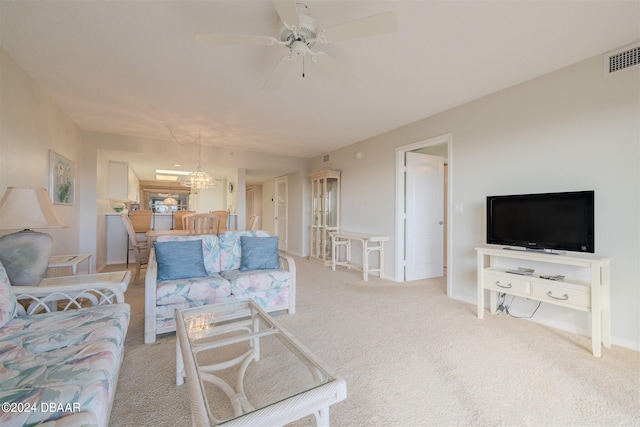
left=245, top=186, right=255, bottom=231
left=405, top=152, right=444, bottom=280
left=246, top=187, right=255, bottom=217
left=275, top=177, right=288, bottom=252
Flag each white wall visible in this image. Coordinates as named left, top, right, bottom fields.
left=287, top=171, right=308, bottom=257
left=0, top=48, right=83, bottom=259
left=197, top=179, right=225, bottom=213
left=311, top=53, right=640, bottom=350
left=226, top=170, right=238, bottom=213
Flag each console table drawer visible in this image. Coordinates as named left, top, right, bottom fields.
left=484, top=272, right=530, bottom=295
left=532, top=282, right=590, bottom=309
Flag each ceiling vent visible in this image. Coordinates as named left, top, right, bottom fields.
left=604, top=42, right=640, bottom=77
left=323, top=154, right=331, bottom=163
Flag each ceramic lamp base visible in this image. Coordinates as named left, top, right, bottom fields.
left=0, top=230, right=53, bottom=286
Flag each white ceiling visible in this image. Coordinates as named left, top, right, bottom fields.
left=1, top=1, right=638, bottom=181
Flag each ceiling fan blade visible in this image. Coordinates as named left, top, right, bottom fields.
left=320, top=11, right=398, bottom=43
left=263, top=55, right=296, bottom=90
left=312, top=52, right=359, bottom=87
left=272, top=0, right=301, bottom=27
left=196, top=34, right=276, bottom=46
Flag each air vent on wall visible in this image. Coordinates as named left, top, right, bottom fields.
left=604, top=42, right=640, bottom=77
left=323, top=154, right=331, bottom=163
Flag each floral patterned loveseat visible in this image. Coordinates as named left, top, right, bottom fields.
left=0, top=262, right=130, bottom=427
left=144, top=230, right=296, bottom=344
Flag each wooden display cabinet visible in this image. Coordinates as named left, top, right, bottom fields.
left=310, top=170, right=340, bottom=265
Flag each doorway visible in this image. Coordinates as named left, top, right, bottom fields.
left=274, top=176, right=288, bottom=252
left=395, top=134, right=452, bottom=294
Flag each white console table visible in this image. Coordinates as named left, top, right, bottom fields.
left=476, top=246, right=611, bottom=357
left=330, top=231, right=389, bottom=281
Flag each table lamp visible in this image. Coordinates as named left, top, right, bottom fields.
left=0, top=187, right=67, bottom=285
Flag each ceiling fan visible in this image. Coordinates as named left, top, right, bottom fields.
left=196, top=0, right=398, bottom=90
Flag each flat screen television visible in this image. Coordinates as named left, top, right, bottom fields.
left=486, top=190, right=594, bottom=253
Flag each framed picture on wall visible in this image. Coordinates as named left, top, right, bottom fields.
left=49, top=150, right=75, bottom=205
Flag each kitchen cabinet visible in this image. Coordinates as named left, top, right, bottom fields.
left=109, top=161, right=139, bottom=202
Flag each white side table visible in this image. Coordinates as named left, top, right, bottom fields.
left=39, top=271, right=130, bottom=292
left=47, top=253, right=92, bottom=276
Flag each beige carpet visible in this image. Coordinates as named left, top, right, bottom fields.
left=108, top=256, right=639, bottom=426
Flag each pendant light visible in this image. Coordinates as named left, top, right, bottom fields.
left=180, top=132, right=215, bottom=189
left=163, top=184, right=177, bottom=206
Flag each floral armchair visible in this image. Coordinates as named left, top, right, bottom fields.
left=0, top=262, right=130, bottom=427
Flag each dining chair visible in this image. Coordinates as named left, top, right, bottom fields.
left=174, top=210, right=194, bottom=230
left=181, top=213, right=195, bottom=231
left=247, top=214, right=259, bottom=231
left=211, top=210, right=229, bottom=233
left=186, top=213, right=221, bottom=235
left=120, top=213, right=149, bottom=284
left=129, top=210, right=152, bottom=233
left=127, top=210, right=152, bottom=276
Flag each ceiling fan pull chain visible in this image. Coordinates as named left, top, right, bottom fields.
left=302, top=56, right=305, bottom=78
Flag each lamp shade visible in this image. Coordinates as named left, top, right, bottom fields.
left=179, top=132, right=216, bottom=190
left=0, top=187, right=67, bottom=286
left=0, top=187, right=67, bottom=230
left=180, top=167, right=216, bottom=190
left=163, top=196, right=177, bottom=206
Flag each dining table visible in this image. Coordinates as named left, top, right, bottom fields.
left=145, top=229, right=192, bottom=247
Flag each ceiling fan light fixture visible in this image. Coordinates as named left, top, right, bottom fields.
left=278, top=4, right=317, bottom=48
left=291, top=40, right=307, bottom=56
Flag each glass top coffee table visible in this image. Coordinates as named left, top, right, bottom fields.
left=176, top=299, right=347, bottom=426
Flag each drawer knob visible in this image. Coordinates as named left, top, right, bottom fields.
left=547, top=291, right=569, bottom=301
left=496, top=281, right=512, bottom=289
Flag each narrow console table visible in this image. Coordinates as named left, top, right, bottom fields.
left=330, top=231, right=389, bottom=281
left=476, top=246, right=611, bottom=357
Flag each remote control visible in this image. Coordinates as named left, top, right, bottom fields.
left=506, top=269, right=533, bottom=276
left=540, top=275, right=565, bottom=280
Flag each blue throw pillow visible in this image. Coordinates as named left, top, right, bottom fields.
left=154, top=240, right=208, bottom=282
left=240, top=236, right=280, bottom=271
